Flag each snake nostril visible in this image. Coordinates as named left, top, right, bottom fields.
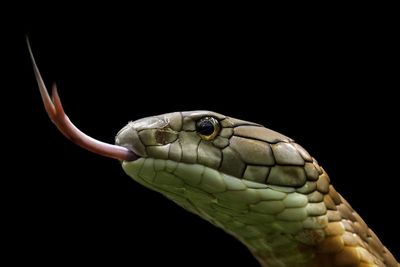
left=154, top=129, right=178, bottom=145
left=155, top=130, right=167, bottom=144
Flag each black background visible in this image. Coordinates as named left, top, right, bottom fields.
left=5, top=7, right=399, bottom=266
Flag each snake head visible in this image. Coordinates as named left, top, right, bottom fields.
left=115, top=111, right=322, bottom=188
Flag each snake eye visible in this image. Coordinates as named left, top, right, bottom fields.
left=196, top=117, right=220, bottom=140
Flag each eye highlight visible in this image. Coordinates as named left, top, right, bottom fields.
left=196, top=117, right=220, bottom=140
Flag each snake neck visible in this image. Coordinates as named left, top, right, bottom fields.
left=234, top=230, right=318, bottom=267
left=196, top=174, right=399, bottom=267
left=216, top=177, right=399, bottom=267
left=123, top=158, right=398, bottom=267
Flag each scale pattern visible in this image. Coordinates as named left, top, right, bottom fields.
left=116, top=111, right=398, bottom=267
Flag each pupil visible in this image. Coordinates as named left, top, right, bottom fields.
left=197, top=120, right=214, bottom=135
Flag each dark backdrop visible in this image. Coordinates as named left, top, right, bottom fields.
left=6, top=12, right=399, bottom=266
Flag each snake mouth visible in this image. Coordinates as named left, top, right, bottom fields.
left=117, top=144, right=142, bottom=161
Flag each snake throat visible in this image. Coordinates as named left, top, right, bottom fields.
left=123, top=158, right=328, bottom=266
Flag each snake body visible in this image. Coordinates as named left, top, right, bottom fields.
left=116, top=111, right=398, bottom=267
left=28, top=44, right=397, bottom=267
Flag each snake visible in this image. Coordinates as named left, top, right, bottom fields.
left=28, top=42, right=398, bottom=267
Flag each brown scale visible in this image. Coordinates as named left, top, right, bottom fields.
left=310, top=179, right=398, bottom=267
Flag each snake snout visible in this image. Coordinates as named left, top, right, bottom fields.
left=115, top=125, right=147, bottom=158
left=115, top=115, right=180, bottom=159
